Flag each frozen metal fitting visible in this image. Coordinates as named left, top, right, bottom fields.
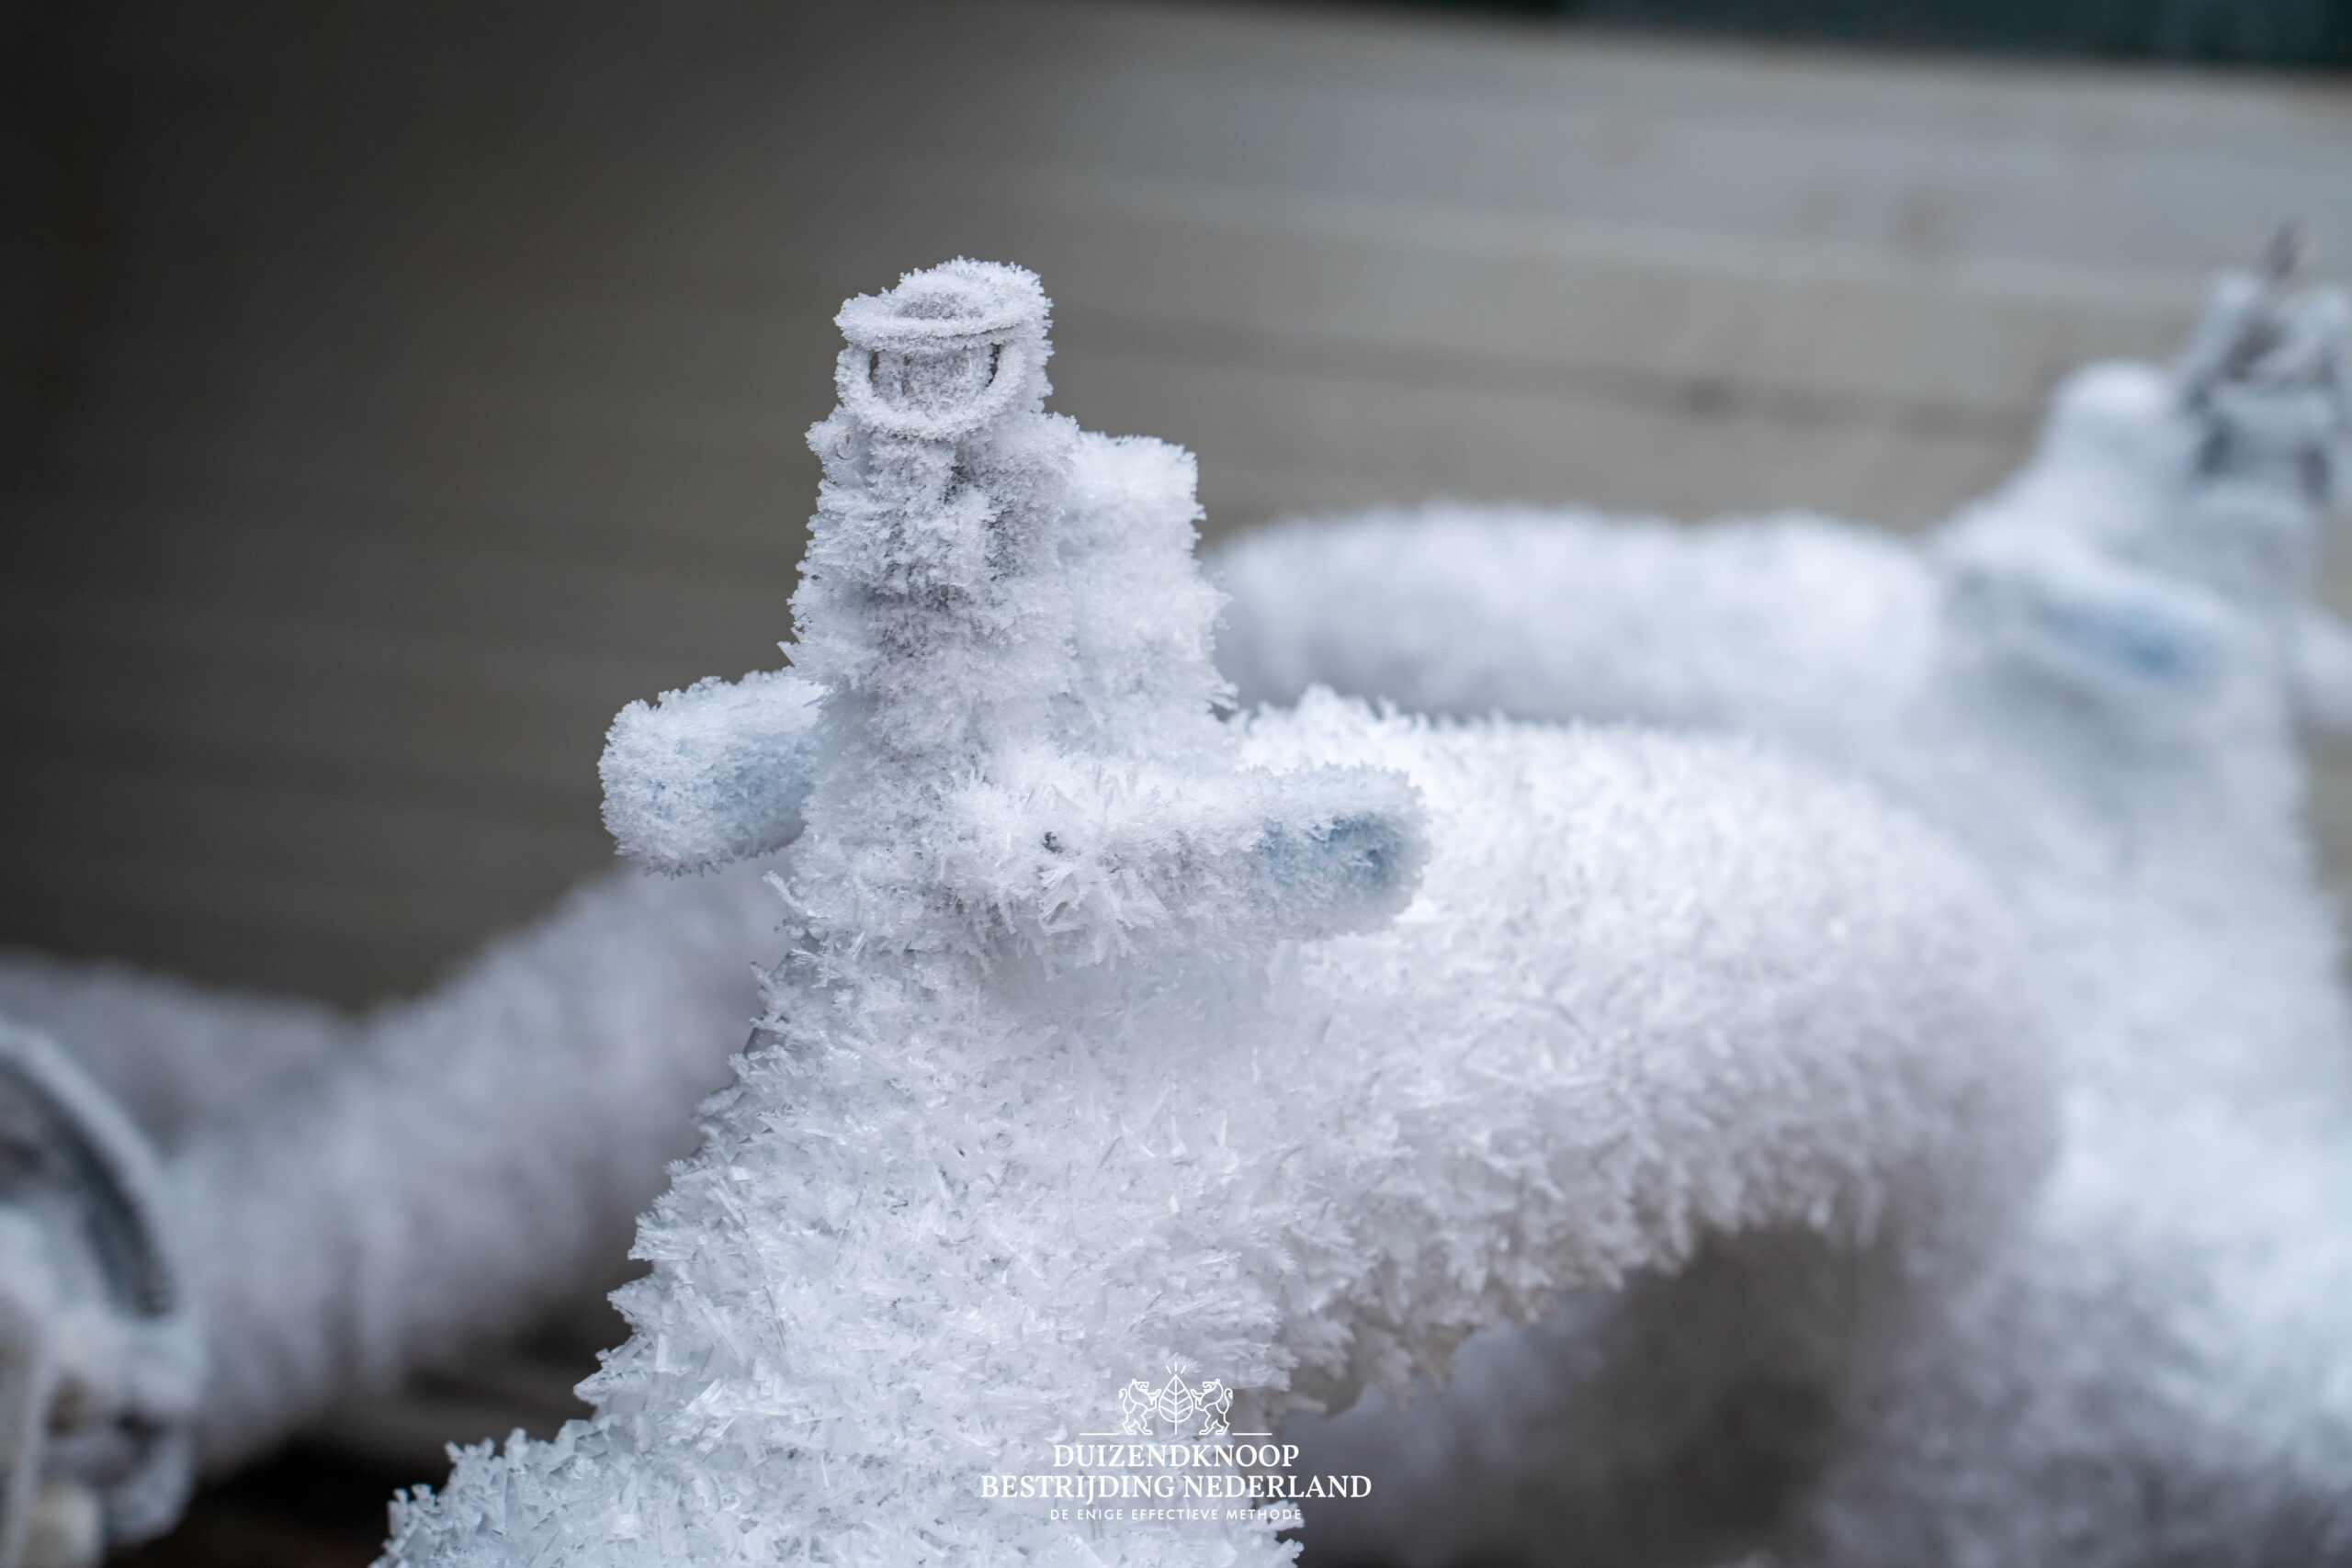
left=0, top=1022, right=203, bottom=1568
left=832, top=260, right=1050, bottom=441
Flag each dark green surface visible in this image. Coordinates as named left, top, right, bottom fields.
left=1398, top=0, right=2352, bottom=64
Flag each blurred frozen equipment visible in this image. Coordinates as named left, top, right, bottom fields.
left=1216, top=233, right=2352, bottom=1565
left=0, top=236, right=2342, bottom=1567
left=0, top=870, right=786, bottom=1566
left=0, top=1024, right=200, bottom=1568
left=383, top=260, right=2047, bottom=1568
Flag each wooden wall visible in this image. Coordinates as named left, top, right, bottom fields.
left=5, top=0, right=2349, bottom=1001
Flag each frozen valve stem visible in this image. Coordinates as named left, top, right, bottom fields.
left=0, top=1023, right=202, bottom=1568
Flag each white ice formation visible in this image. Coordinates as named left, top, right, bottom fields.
left=4, top=247, right=2334, bottom=1568
left=603, top=673, right=824, bottom=875
left=0, top=862, right=785, bottom=1567
left=0, top=957, right=352, bottom=1150
left=375, top=260, right=2046, bottom=1568
left=169, top=863, right=783, bottom=1475
left=1210, top=243, right=2352, bottom=1565
left=0, top=1021, right=202, bottom=1568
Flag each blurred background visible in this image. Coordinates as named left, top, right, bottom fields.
left=2, top=0, right=2347, bottom=1561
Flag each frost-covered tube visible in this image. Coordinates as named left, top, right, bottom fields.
left=1207, top=250, right=2352, bottom=1567
left=381, top=261, right=2047, bottom=1568
left=162, top=863, right=780, bottom=1473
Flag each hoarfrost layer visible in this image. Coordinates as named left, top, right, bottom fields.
left=2, top=862, right=780, bottom=1484
left=380, top=261, right=2046, bottom=1568
left=1212, top=254, right=2352, bottom=1565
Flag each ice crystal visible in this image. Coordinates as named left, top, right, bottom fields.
left=1214, top=252, right=2352, bottom=1566
left=378, top=262, right=2043, bottom=1568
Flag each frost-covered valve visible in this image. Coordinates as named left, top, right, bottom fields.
left=601, top=261, right=1428, bottom=955
left=1911, top=228, right=2352, bottom=722
left=2178, top=227, right=2351, bottom=495
left=0, top=1023, right=202, bottom=1568
left=386, top=261, right=2047, bottom=1568
left=2166, top=224, right=2352, bottom=606
left=598, top=263, right=1058, bottom=877
left=831, top=257, right=1052, bottom=441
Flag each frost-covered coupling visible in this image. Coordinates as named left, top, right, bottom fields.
left=388, top=256, right=2054, bottom=1568
left=597, top=265, right=1066, bottom=882
left=1202, top=245, right=2352, bottom=1568
left=2151, top=235, right=2352, bottom=653
left=0, top=1022, right=204, bottom=1568
left=832, top=259, right=1052, bottom=441
left=2177, top=226, right=2352, bottom=517
left=600, top=671, right=822, bottom=875
left=792, top=259, right=1078, bottom=780
left=1933, top=249, right=2352, bottom=720
left=601, top=259, right=1432, bottom=965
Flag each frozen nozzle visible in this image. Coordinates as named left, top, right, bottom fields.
left=2256, top=220, right=2312, bottom=290
left=2173, top=225, right=2350, bottom=511
left=832, top=260, right=1052, bottom=440
left=0, top=1022, right=202, bottom=1568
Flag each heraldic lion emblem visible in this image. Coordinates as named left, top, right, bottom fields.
left=1117, top=1371, right=1236, bottom=1437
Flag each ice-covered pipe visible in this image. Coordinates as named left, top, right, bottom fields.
left=0, top=1022, right=203, bottom=1568
left=1207, top=252, right=2352, bottom=1566
left=381, top=261, right=2046, bottom=1568
left=0, top=860, right=786, bottom=1542
left=17, top=254, right=2320, bottom=1567
left=164, top=861, right=781, bottom=1474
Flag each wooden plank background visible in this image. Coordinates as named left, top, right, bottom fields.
left=5, top=0, right=2350, bottom=1003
